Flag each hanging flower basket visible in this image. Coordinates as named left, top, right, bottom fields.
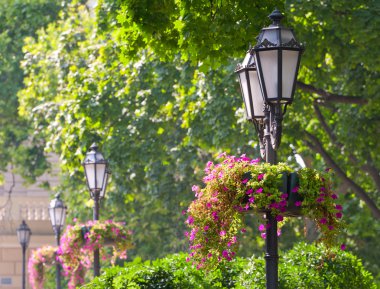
left=58, top=220, right=134, bottom=289
left=28, top=246, right=58, bottom=289
left=241, top=172, right=303, bottom=217
left=185, top=153, right=344, bottom=269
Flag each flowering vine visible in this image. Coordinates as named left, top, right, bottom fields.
left=185, top=153, right=345, bottom=269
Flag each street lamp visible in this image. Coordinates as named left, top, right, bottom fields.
left=82, top=143, right=110, bottom=276
left=48, top=193, right=67, bottom=289
left=17, top=220, right=31, bottom=289
left=236, top=9, right=303, bottom=289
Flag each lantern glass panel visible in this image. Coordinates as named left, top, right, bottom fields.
left=282, top=50, right=299, bottom=99
left=99, top=171, right=109, bottom=199
left=49, top=206, right=65, bottom=228
left=238, top=71, right=253, bottom=119
left=248, top=70, right=265, bottom=117
left=95, top=163, right=107, bottom=190
left=17, top=229, right=30, bottom=246
left=256, top=50, right=278, bottom=100
left=84, top=163, right=96, bottom=189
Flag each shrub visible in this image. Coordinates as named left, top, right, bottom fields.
left=82, top=243, right=377, bottom=289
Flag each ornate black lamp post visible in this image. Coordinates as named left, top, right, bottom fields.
left=236, top=9, right=304, bottom=289
left=82, top=143, right=110, bottom=277
left=17, top=220, right=32, bottom=289
left=48, top=193, right=67, bottom=289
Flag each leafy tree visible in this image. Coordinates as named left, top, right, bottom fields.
left=0, top=0, right=61, bottom=182
left=18, top=0, right=380, bottom=281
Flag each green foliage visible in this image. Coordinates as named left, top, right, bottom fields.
left=16, top=0, right=380, bottom=283
left=81, top=243, right=377, bottom=289
left=0, top=0, right=61, bottom=180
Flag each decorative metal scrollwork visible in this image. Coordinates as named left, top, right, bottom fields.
left=255, top=38, right=277, bottom=49
left=270, top=107, right=283, bottom=150
left=282, top=38, right=302, bottom=49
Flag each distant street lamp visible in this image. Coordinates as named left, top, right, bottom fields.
left=48, top=193, right=67, bottom=289
left=236, top=9, right=303, bottom=289
left=82, top=143, right=110, bottom=277
left=17, top=220, right=31, bottom=289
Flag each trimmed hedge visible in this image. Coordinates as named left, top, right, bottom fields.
left=81, top=243, right=377, bottom=289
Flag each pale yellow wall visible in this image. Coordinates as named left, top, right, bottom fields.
left=0, top=155, right=61, bottom=288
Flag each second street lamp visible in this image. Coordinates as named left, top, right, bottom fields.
left=48, top=193, right=67, bottom=289
left=236, top=9, right=304, bottom=289
left=82, top=143, right=110, bottom=277
left=17, top=220, right=32, bottom=289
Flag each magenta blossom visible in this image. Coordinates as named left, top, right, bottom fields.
left=291, top=186, right=299, bottom=193
left=258, top=173, right=265, bottom=180
left=256, top=187, right=263, bottom=194
left=276, top=215, right=284, bottom=222
left=295, top=201, right=302, bottom=207
left=246, top=188, right=253, bottom=195
left=259, top=224, right=265, bottom=231
left=186, top=216, right=194, bottom=225
left=242, top=178, right=249, bottom=184
left=320, top=218, right=327, bottom=224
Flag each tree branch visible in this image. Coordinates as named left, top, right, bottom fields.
left=313, top=103, right=380, bottom=192
left=303, top=131, right=380, bottom=219
left=297, top=81, right=368, bottom=105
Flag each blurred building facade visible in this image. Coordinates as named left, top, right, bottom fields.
left=0, top=156, right=59, bottom=289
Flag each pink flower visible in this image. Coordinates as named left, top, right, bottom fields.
left=204, top=226, right=209, bottom=231
left=281, top=193, right=288, bottom=199
left=217, top=152, right=227, bottom=159
left=277, top=229, right=282, bottom=236
left=316, top=197, right=325, bottom=203
left=206, top=203, right=212, bottom=208
left=331, top=194, right=338, bottom=199
left=207, top=253, right=212, bottom=258
left=259, top=224, right=265, bottom=231
left=223, top=186, right=229, bottom=191
left=276, top=215, right=284, bottom=222
left=320, top=218, right=327, bottom=224
left=211, top=211, right=219, bottom=220
left=291, top=186, right=299, bottom=193
left=256, top=187, right=263, bottom=194
left=258, top=174, right=264, bottom=180
left=336, top=212, right=343, bottom=219
left=181, top=210, right=187, bottom=215
left=320, top=187, right=325, bottom=191
left=340, top=244, right=346, bottom=250
left=335, top=205, right=343, bottom=211
left=249, top=197, right=255, bottom=203
left=295, top=201, right=302, bottom=207
left=186, top=216, right=194, bottom=225
left=218, top=171, right=224, bottom=179
left=192, top=185, right=200, bottom=192
left=241, top=228, right=247, bottom=233
left=220, top=230, right=226, bottom=237
left=246, top=188, right=253, bottom=195
left=242, top=178, right=249, bottom=184
left=328, top=225, right=334, bottom=230
left=250, top=158, right=260, bottom=164
left=261, top=233, right=266, bottom=239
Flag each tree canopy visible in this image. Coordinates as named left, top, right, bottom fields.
left=11, top=0, right=380, bottom=281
